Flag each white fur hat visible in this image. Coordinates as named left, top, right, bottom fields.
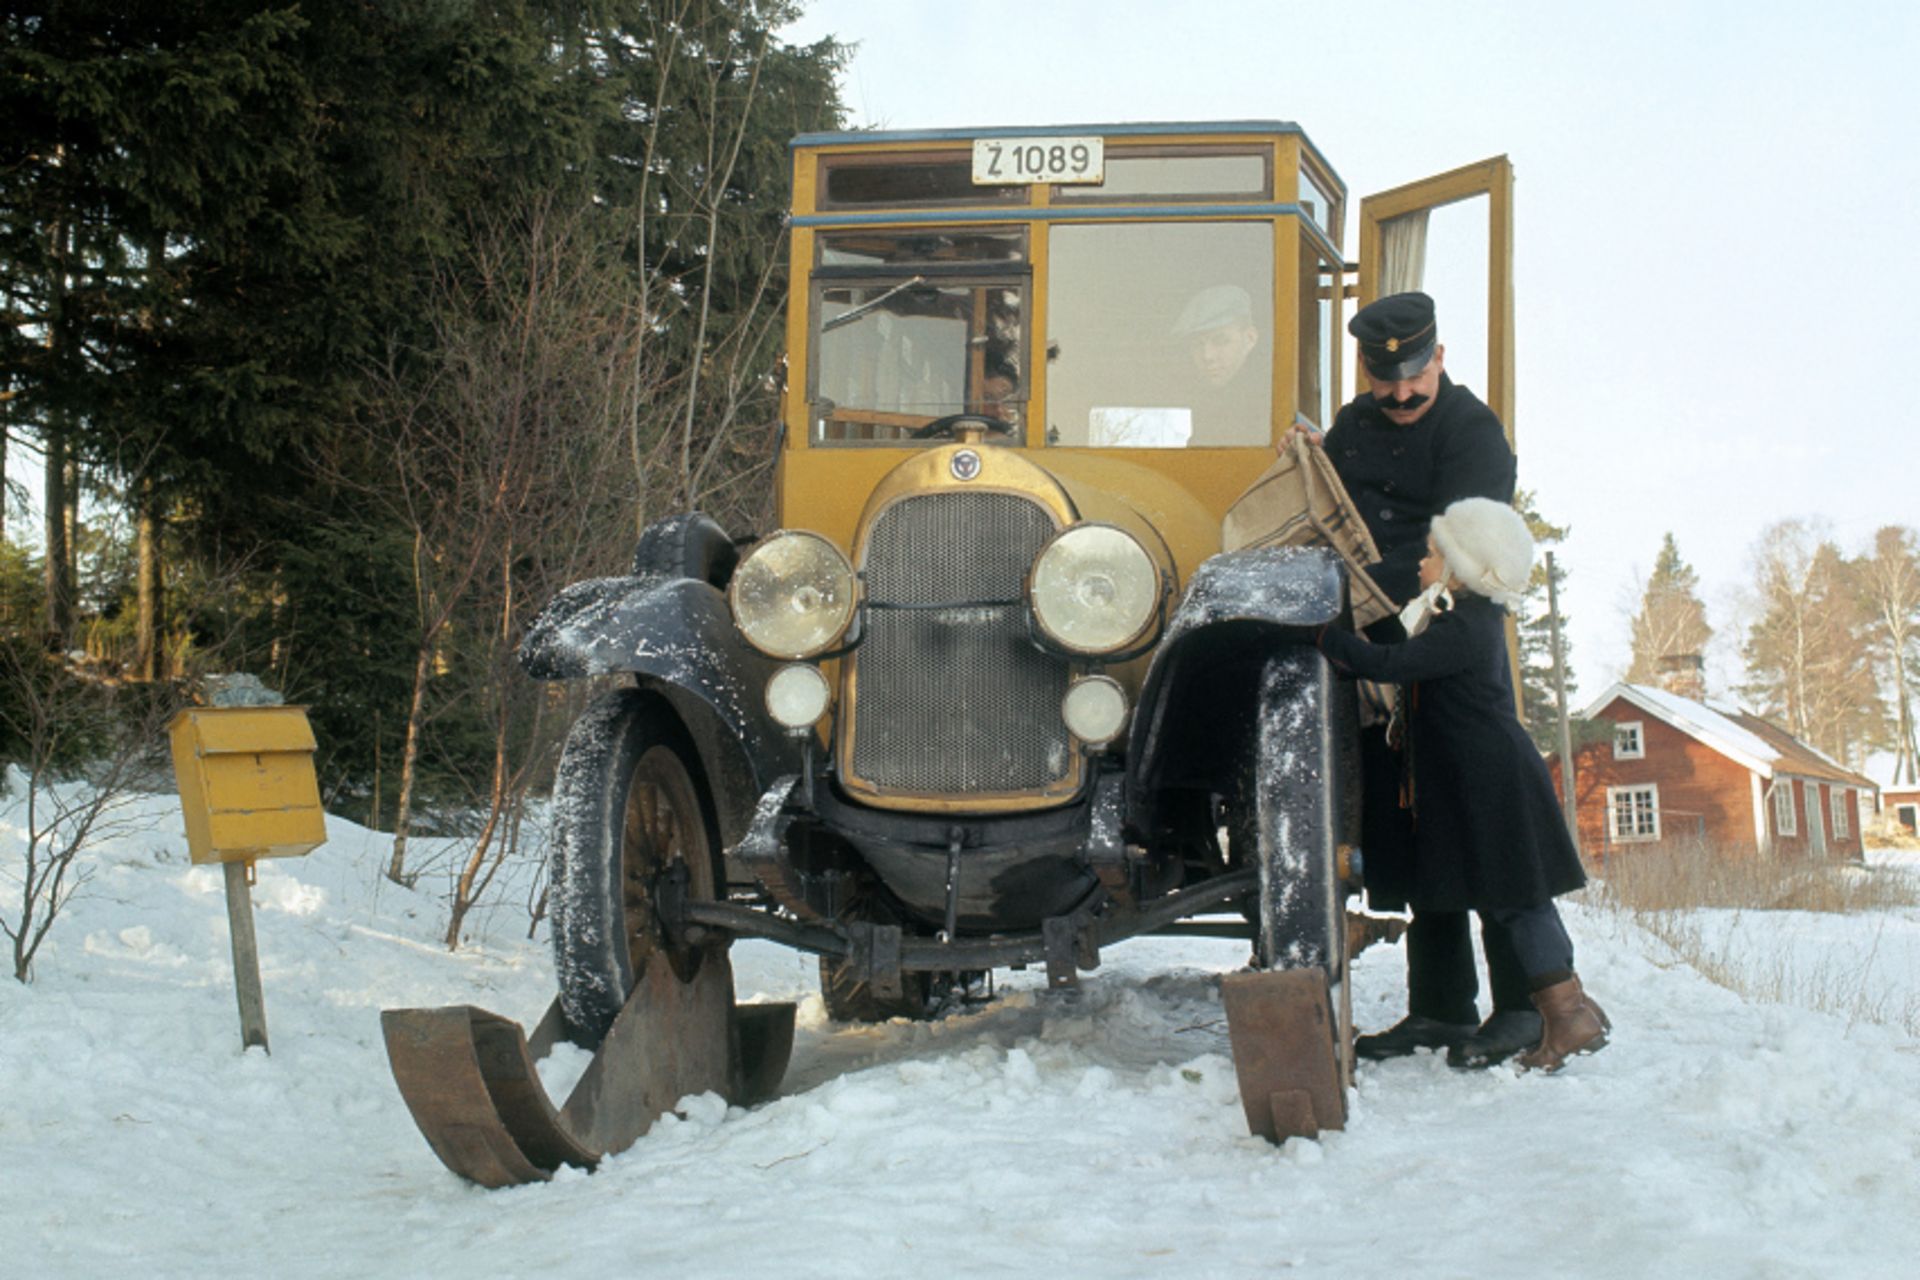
left=1428, top=498, right=1533, bottom=609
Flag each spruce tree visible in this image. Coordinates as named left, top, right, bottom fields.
left=1513, top=490, right=1579, bottom=752
left=2, top=3, right=847, bottom=824
left=1626, top=532, right=1713, bottom=688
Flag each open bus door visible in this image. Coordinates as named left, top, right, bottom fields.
left=1357, top=155, right=1514, bottom=441
left=1355, top=157, right=1523, bottom=700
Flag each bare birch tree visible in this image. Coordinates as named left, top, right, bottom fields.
left=0, top=643, right=182, bottom=981
left=594, top=0, right=815, bottom=535
left=341, top=196, right=646, bottom=889
left=362, top=2, right=841, bottom=910
left=1860, top=525, right=1920, bottom=787
left=1742, top=519, right=1882, bottom=765
left=430, top=202, right=645, bottom=946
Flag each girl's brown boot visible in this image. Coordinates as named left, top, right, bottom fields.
left=1515, top=975, right=1609, bottom=1073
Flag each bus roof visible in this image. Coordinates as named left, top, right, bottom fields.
left=790, top=121, right=1342, bottom=195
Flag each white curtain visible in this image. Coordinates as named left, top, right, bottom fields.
left=1380, top=211, right=1429, bottom=295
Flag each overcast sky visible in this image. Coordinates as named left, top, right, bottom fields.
left=783, top=0, right=1919, bottom=704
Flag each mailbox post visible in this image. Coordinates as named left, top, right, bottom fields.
left=168, top=706, right=327, bottom=1052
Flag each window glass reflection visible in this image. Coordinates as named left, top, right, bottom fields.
left=820, top=229, right=1026, bottom=269
left=1053, top=152, right=1269, bottom=202
left=810, top=231, right=1027, bottom=444
left=813, top=284, right=1026, bottom=443
left=1299, top=243, right=1337, bottom=429
left=1297, top=165, right=1340, bottom=235
left=1046, top=222, right=1273, bottom=447
left=822, top=158, right=1025, bottom=208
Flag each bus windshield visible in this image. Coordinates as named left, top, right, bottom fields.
left=810, top=230, right=1027, bottom=444
left=1045, top=221, right=1273, bottom=448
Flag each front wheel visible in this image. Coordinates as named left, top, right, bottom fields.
left=549, top=689, right=723, bottom=1043
left=1243, top=648, right=1357, bottom=1075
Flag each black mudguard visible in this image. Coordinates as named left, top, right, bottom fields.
left=519, top=573, right=802, bottom=850
left=1125, top=545, right=1349, bottom=831
left=630, top=511, right=740, bottom=583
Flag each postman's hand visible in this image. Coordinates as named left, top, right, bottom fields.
left=1279, top=420, right=1324, bottom=456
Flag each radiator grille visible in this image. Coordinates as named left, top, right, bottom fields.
left=850, top=491, right=1071, bottom=794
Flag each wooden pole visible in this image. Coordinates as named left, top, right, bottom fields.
left=222, top=860, right=271, bottom=1052
left=1546, top=551, right=1580, bottom=854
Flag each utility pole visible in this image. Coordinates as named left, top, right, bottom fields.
left=1546, top=551, right=1580, bottom=854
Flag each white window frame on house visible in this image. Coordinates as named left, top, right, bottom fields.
left=1612, top=720, right=1645, bottom=760
left=1607, top=784, right=1660, bottom=843
left=1833, top=788, right=1850, bottom=839
left=1772, top=779, right=1797, bottom=837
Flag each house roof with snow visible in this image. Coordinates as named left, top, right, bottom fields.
left=1580, top=683, right=1877, bottom=790
left=1723, top=712, right=1877, bottom=789
left=1863, top=749, right=1920, bottom=792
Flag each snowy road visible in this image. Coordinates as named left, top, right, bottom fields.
left=5, top=795, right=1919, bottom=1279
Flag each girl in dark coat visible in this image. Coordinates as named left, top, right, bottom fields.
left=1316, top=497, right=1608, bottom=1072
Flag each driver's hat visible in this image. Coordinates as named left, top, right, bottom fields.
left=1350, top=291, right=1437, bottom=381
left=1173, top=285, right=1254, bottom=337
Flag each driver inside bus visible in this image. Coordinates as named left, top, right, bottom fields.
left=975, top=351, right=1020, bottom=422
left=1171, top=284, right=1267, bottom=445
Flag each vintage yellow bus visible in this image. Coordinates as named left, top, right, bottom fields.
left=385, top=122, right=1516, bottom=1184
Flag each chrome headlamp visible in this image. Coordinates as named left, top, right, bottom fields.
left=766, top=663, right=832, bottom=730
left=730, top=531, right=856, bottom=659
left=1028, top=523, right=1159, bottom=654
left=1062, top=675, right=1129, bottom=747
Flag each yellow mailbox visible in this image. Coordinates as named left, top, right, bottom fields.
left=169, top=706, right=326, bottom=864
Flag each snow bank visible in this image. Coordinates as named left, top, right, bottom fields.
left=4, top=786, right=1919, bottom=1279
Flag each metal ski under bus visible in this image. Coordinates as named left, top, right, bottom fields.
left=381, top=953, right=795, bottom=1188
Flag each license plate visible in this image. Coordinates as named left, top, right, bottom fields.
left=972, top=136, right=1104, bottom=185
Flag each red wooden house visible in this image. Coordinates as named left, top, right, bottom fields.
left=1553, top=682, right=1878, bottom=864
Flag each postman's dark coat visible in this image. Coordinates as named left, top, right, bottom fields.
left=1318, top=594, right=1585, bottom=912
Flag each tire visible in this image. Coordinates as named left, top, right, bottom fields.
left=550, top=688, right=723, bottom=1043
left=1244, top=647, right=1356, bottom=1074
left=817, top=958, right=989, bottom=1024
left=817, top=956, right=940, bottom=1023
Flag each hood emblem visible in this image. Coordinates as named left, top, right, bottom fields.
left=950, top=449, right=982, bottom=481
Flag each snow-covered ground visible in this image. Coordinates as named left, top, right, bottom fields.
left=5, top=785, right=1920, bottom=1279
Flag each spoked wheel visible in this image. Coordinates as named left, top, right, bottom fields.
left=551, top=688, right=725, bottom=1043
left=620, top=739, right=714, bottom=985
left=381, top=685, right=794, bottom=1190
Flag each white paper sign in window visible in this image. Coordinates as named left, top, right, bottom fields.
left=1088, top=408, right=1192, bottom=448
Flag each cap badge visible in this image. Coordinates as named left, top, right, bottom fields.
left=1386, top=337, right=1400, bottom=352
left=951, top=449, right=982, bottom=481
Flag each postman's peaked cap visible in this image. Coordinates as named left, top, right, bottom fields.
left=1350, top=290, right=1436, bottom=381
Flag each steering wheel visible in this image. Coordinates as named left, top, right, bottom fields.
left=908, top=412, right=1018, bottom=441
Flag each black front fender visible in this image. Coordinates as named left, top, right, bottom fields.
left=1125, top=546, right=1348, bottom=828
left=519, top=574, right=802, bottom=848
